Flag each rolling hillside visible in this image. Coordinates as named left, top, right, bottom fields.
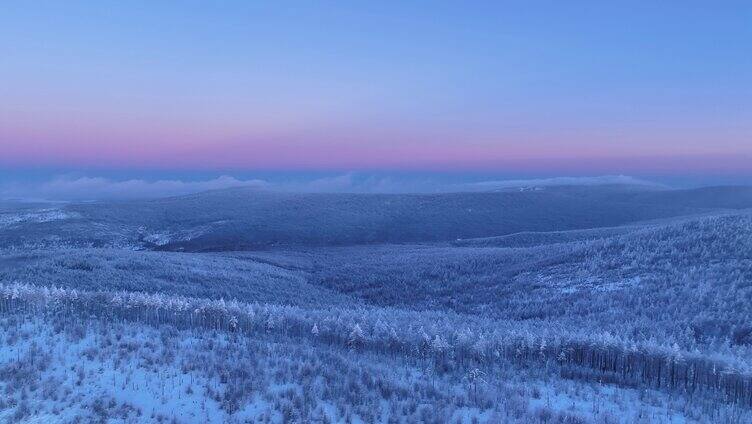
left=1, top=187, right=752, bottom=422
left=8, top=184, right=745, bottom=251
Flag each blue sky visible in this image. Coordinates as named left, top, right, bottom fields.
left=1, top=1, right=750, bottom=193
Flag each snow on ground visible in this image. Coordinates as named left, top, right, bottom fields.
left=1, top=313, right=745, bottom=423
left=0, top=208, right=77, bottom=229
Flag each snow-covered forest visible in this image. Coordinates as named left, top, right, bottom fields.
left=1, top=185, right=752, bottom=422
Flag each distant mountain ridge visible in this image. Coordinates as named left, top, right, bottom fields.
left=50, top=184, right=751, bottom=251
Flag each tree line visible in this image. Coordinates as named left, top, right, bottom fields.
left=1, top=282, right=750, bottom=408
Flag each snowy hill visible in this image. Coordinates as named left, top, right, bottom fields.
left=3, top=184, right=749, bottom=251
left=1, top=187, right=752, bottom=422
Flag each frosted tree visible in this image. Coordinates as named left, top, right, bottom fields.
left=229, top=315, right=239, bottom=331
left=465, top=368, right=486, bottom=404
left=348, top=324, right=364, bottom=351
left=431, top=334, right=449, bottom=353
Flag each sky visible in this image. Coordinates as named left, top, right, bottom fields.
left=1, top=1, right=750, bottom=195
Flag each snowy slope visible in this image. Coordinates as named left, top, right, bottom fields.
left=14, top=184, right=747, bottom=250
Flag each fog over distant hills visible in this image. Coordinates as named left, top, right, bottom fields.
left=0, top=173, right=692, bottom=201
